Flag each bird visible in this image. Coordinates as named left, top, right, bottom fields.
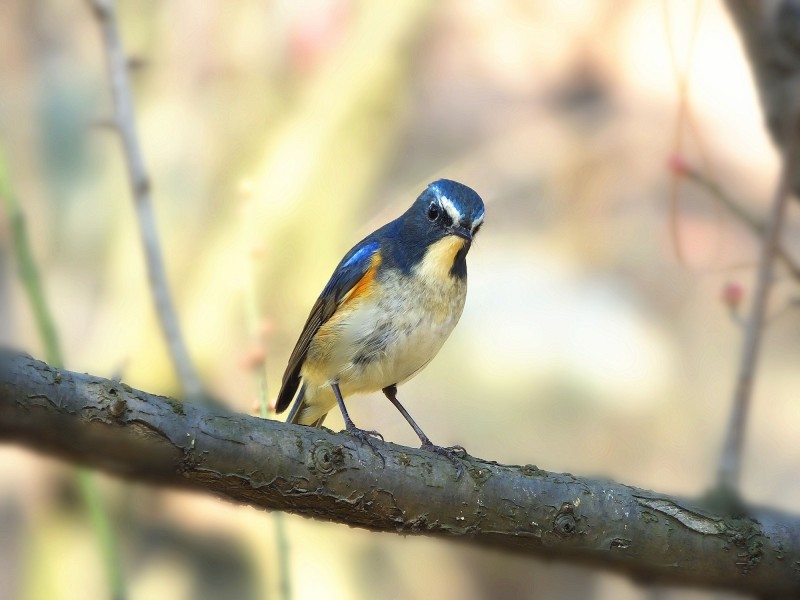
left=274, top=179, right=485, bottom=463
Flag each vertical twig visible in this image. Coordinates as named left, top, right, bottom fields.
left=663, top=0, right=706, bottom=264
left=718, top=109, right=800, bottom=490
left=0, top=146, right=127, bottom=600
left=89, top=0, right=204, bottom=402
left=240, top=187, right=293, bottom=600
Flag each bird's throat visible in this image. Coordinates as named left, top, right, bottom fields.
left=415, top=235, right=469, bottom=283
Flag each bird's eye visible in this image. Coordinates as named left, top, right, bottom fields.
left=427, top=204, right=440, bottom=221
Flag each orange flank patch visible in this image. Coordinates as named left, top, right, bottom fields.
left=341, top=251, right=382, bottom=306
left=304, top=251, right=382, bottom=379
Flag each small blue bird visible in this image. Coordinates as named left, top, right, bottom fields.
left=275, top=179, right=485, bottom=460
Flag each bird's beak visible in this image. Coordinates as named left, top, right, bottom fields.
left=451, top=225, right=472, bottom=241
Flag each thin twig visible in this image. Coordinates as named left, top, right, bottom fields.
left=89, top=0, right=204, bottom=402
left=240, top=189, right=293, bottom=600
left=718, top=106, right=800, bottom=490
left=0, top=145, right=127, bottom=600
left=663, top=0, right=706, bottom=264
left=682, top=166, right=800, bottom=282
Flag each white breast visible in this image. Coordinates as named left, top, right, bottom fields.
left=301, top=236, right=469, bottom=410
left=336, top=240, right=468, bottom=395
left=347, top=274, right=465, bottom=390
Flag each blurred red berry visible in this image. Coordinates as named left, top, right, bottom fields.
left=288, top=0, right=351, bottom=72
left=258, top=317, right=275, bottom=339
left=667, top=153, right=690, bottom=177
left=250, top=242, right=265, bottom=258
left=721, top=281, right=744, bottom=309
left=240, top=343, right=267, bottom=371
left=238, top=179, right=254, bottom=197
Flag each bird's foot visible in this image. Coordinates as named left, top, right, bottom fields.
left=421, top=442, right=468, bottom=480
left=345, top=424, right=386, bottom=466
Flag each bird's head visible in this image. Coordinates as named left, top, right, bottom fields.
left=406, top=179, right=484, bottom=244
left=396, top=179, right=485, bottom=279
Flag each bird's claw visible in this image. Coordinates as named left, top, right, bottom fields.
left=421, top=442, right=468, bottom=480
left=345, top=425, right=386, bottom=466
left=346, top=425, right=384, bottom=442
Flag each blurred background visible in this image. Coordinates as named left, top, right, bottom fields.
left=1, top=0, right=799, bottom=598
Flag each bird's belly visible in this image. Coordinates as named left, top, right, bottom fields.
left=304, top=270, right=467, bottom=394
left=344, top=307, right=457, bottom=392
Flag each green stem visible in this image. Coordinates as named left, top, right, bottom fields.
left=77, top=470, right=126, bottom=600
left=273, top=512, right=292, bottom=600
left=0, top=145, right=127, bottom=600
left=0, top=159, right=62, bottom=367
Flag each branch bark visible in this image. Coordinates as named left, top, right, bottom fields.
left=1, top=351, right=799, bottom=597
left=725, top=0, right=800, bottom=197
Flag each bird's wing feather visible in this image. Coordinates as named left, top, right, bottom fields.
left=275, top=239, right=381, bottom=413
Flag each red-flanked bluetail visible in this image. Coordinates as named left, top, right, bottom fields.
left=275, top=179, right=485, bottom=466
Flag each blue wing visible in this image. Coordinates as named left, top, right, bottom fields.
left=275, top=239, right=381, bottom=413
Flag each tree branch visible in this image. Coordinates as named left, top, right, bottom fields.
left=719, top=0, right=800, bottom=490
left=718, top=125, right=799, bottom=490
left=680, top=165, right=800, bottom=282
left=1, top=351, right=799, bottom=597
left=725, top=0, right=800, bottom=198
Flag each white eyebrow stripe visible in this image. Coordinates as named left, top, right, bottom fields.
left=472, top=211, right=484, bottom=230
left=438, top=194, right=463, bottom=225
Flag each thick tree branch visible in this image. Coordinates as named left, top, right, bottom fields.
left=725, top=0, right=800, bottom=197
left=1, top=351, right=799, bottom=597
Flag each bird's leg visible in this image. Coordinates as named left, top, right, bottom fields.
left=382, top=385, right=467, bottom=479
left=331, top=382, right=385, bottom=462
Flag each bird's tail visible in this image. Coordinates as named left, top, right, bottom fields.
left=286, top=385, right=328, bottom=428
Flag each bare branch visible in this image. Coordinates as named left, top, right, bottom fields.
left=719, top=0, right=800, bottom=489
left=718, top=115, right=799, bottom=490
left=89, top=0, right=204, bottom=402
left=725, top=0, right=800, bottom=197
left=1, top=351, right=799, bottom=597
left=681, top=165, right=800, bottom=281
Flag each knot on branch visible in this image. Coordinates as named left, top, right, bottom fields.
left=553, top=502, right=579, bottom=537
left=102, top=383, right=128, bottom=419
left=306, top=440, right=345, bottom=477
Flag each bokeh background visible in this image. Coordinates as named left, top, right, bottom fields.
left=1, top=1, right=799, bottom=598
